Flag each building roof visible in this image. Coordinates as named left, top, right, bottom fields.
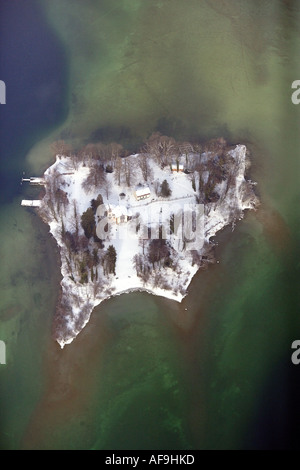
left=108, top=205, right=127, bottom=218
left=135, top=187, right=151, bottom=197
left=171, top=163, right=184, bottom=170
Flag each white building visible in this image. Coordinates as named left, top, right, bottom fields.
left=134, top=186, right=151, bottom=201
left=171, top=163, right=184, bottom=172
left=107, top=205, right=129, bottom=224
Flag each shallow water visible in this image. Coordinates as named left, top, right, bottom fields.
left=0, top=0, right=299, bottom=449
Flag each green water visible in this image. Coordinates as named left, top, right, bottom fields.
left=0, top=205, right=60, bottom=448
left=1, top=0, right=300, bottom=449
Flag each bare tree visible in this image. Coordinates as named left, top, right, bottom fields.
left=93, top=278, right=105, bottom=298
left=124, top=157, right=136, bottom=187
left=107, top=142, right=123, bottom=169
left=69, top=152, right=81, bottom=171
left=114, top=157, right=123, bottom=186
left=55, top=188, right=69, bottom=215
left=95, top=142, right=107, bottom=162
left=82, top=163, right=106, bottom=193
left=153, top=179, right=160, bottom=196
left=133, top=253, right=150, bottom=284
left=44, top=167, right=64, bottom=221
left=142, top=133, right=176, bottom=168
left=138, top=154, right=152, bottom=182
left=103, top=178, right=111, bottom=200
left=124, top=158, right=131, bottom=187
left=204, top=137, right=227, bottom=156
left=142, top=132, right=162, bottom=164
left=70, top=199, right=80, bottom=241
left=51, top=140, right=72, bottom=157
left=79, top=143, right=99, bottom=165
left=179, top=142, right=194, bottom=167
left=133, top=254, right=143, bottom=275
left=158, top=135, right=176, bottom=167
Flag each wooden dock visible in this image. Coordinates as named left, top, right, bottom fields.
left=21, top=175, right=45, bottom=208
left=21, top=177, right=46, bottom=186
left=21, top=200, right=41, bottom=207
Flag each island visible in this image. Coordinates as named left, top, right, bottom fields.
left=23, top=134, right=259, bottom=348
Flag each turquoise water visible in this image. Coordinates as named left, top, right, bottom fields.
left=0, top=0, right=299, bottom=449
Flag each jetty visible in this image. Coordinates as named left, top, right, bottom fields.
left=21, top=200, right=41, bottom=207
left=21, top=177, right=46, bottom=186
left=20, top=175, right=45, bottom=208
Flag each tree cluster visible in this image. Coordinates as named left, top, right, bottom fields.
left=82, top=163, right=106, bottom=193
left=160, top=179, right=172, bottom=198
left=148, top=239, right=170, bottom=268
left=81, top=207, right=96, bottom=239
left=103, top=245, right=117, bottom=276
left=51, top=140, right=125, bottom=172
left=80, top=195, right=104, bottom=243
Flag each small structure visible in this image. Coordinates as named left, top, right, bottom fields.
left=107, top=206, right=128, bottom=225
left=21, top=200, right=41, bottom=207
left=134, top=186, right=151, bottom=201
left=171, top=163, right=184, bottom=173
left=119, top=192, right=126, bottom=200
left=21, top=177, right=46, bottom=186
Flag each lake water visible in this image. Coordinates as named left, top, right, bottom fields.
left=0, top=0, right=299, bottom=449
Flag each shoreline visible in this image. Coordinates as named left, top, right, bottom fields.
left=33, top=141, right=259, bottom=348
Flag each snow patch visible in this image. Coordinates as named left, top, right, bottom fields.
left=38, top=145, right=258, bottom=348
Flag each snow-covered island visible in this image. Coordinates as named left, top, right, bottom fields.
left=33, top=135, right=258, bottom=348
